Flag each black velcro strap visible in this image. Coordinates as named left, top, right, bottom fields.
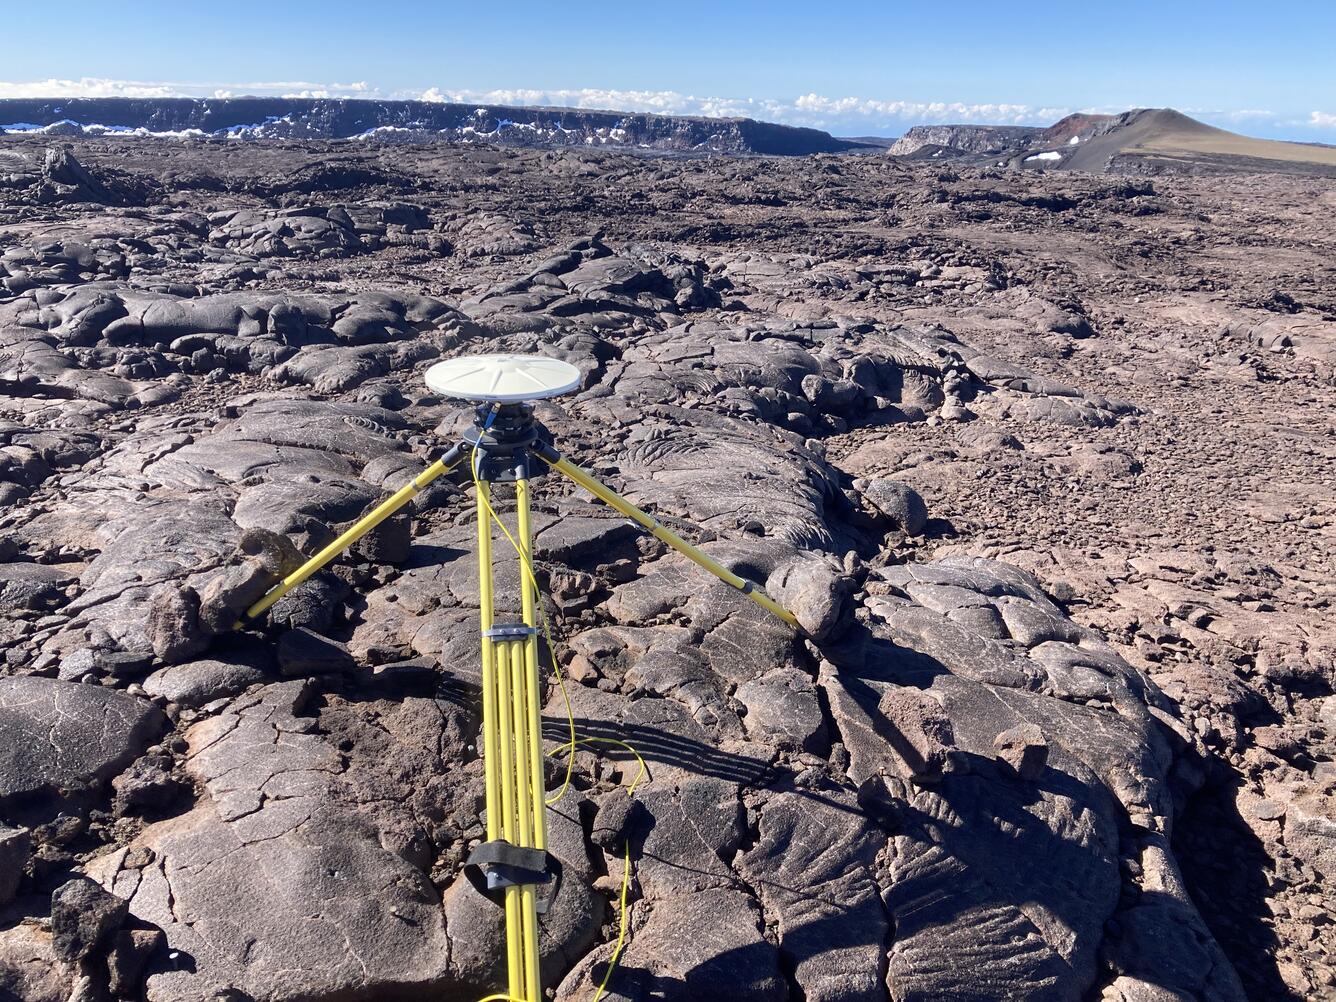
left=464, top=840, right=561, bottom=913
left=738, top=579, right=754, bottom=594
left=467, top=840, right=550, bottom=884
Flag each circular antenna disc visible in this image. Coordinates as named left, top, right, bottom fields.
left=425, top=354, right=581, bottom=403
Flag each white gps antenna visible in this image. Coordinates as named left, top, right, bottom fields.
left=425, top=353, right=581, bottom=403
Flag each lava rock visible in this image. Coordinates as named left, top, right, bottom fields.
left=277, top=627, right=355, bottom=676
left=0, top=562, right=75, bottom=611
left=993, top=722, right=1048, bottom=780
left=112, top=753, right=186, bottom=818
left=267, top=574, right=348, bottom=633
left=353, top=512, right=412, bottom=565
left=0, top=826, right=31, bottom=905
left=0, top=678, right=165, bottom=807
left=198, top=529, right=306, bottom=634
left=765, top=555, right=849, bottom=640
left=876, top=688, right=957, bottom=785
left=50, top=876, right=128, bottom=962
left=107, top=927, right=164, bottom=998
left=590, top=791, right=646, bottom=851
left=142, top=655, right=270, bottom=709
left=145, top=584, right=208, bottom=663
left=863, top=479, right=929, bottom=536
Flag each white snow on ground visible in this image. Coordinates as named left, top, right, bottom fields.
left=1069, top=135, right=1081, bottom=144
left=2, top=120, right=207, bottom=138
left=1025, top=151, right=1063, bottom=162
left=354, top=126, right=422, bottom=139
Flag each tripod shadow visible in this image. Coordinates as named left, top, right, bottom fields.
left=540, top=715, right=772, bottom=787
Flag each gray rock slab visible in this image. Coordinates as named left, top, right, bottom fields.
left=142, top=656, right=270, bottom=709
left=0, top=677, right=165, bottom=805
left=87, top=681, right=456, bottom=1002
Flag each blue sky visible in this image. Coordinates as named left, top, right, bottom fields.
left=4, top=0, right=1335, bottom=140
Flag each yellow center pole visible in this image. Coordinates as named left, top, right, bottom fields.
left=537, top=452, right=801, bottom=630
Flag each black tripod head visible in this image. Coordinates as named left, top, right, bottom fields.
left=463, top=402, right=552, bottom=482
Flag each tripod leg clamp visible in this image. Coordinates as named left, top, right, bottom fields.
left=484, top=623, right=540, bottom=640
left=465, top=840, right=562, bottom=913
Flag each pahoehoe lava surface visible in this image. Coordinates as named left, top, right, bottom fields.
left=0, top=134, right=1334, bottom=1002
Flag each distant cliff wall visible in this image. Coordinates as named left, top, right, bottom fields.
left=889, top=124, right=1042, bottom=156
left=0, top=97, right=861, bottom=155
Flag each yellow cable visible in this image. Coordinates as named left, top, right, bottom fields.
left=556, top=737, right=649, bottom=795
left=594, top=843, right=633, bottom=1002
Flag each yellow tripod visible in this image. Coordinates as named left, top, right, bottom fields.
left=240, top=394, right=798, bottom=1001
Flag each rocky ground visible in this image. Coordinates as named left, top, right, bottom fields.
left=0, top=136, right=1333, bottom=1002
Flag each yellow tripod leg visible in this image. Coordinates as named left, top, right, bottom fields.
left=504, top=883, right=523, bottom=1000
left=495, top=637, right=524, bottom=998
left=241, top=444, right=465, bottom=622
left=515, top=477, right=545, bottom=1002
left=477, top=481, right=501, bottom=844
left=510, top=635, right=541, bottom=1002
left=515, top=478, right=548, bottom=850
left=535, top=448, right=801, bottom=630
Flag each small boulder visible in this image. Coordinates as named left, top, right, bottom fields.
left=145, top=584, right=208, bottom=663
left=353, top=512, right=411, bottom=565
left=142, top=655, right=269, bottom=709
left=267, top=574, right=348, bottom=633
left=877, top=688, right=955, bottom=785
left=766, top=555, right=849, bottom=639
left=1285, top=794, right=1336, bottom=879
left=198, top=561, right=271, bottom=634
left=112, top=753, right=186, bottom=818
left=107, top=927, right=164, bottom=998
left=277, top=628, right=355, bottom=677
left=993, top=723, right=1049, bottom=780
left=590, top=791, right=646, bottom=851
left=863, top=479, right=929, bottom=536
left=0, top=562, right=75, bottom=612
left=0, top=826, right=31, bottom=905
left=50, top=876, right=127, bottom=963
left=198, top=529, right=306, bottom=634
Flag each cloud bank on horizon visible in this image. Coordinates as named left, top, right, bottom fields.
left=1, top=77, right=1333, bottom=142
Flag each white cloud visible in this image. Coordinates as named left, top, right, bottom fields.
left=414, top=87, right=1074, bottom=129
left=0, top=78, right=373, bottom=100
left=417, top=86, right=750, bottom=115
left=1308, top=111, right=1336, bottom=129
left=1179, top=106, right=1275, bottom=123
left=0, top=78, right=181, bottom=99
left=792, top=94, right=1071, bottom=125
